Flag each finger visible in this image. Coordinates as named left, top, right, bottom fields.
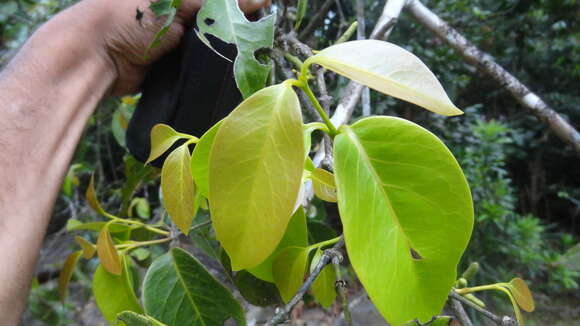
left=238, top=0, right=271, bottom=13
left=177, top=0, right=203, bottom=23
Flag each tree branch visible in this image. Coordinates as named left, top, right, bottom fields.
left=449, top=295, right=474, bottom=326
left=266, top=238, right=345, bottom=325
left=406, top=0, right=580, bottom=152
left=298, top=0, right=335, bottom=41
left=449, top=291, right=517, bottom=326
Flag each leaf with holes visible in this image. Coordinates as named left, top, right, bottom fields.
left=143, top=248, right=246, bottom=326
left=147, top=0, right=182, bottom=54
left=209, top=82, right=304, bottom=270
left=333, top=116, right=473, bottom=325
left=191, top=121, right=222, bottom=198
left=197, top=0, right=275, bottom=98
left=97, top=225, right=122, bottom=275
left=305, top=40, right=462, bottom=116
left=58, top=251, right=82, bottom=301
left=93, top=256, right=143, bottom=322
left=310, top=248, right=336, bottom=308
left=161, top=144, right=197, bottom=235
left=311, top=168, right=337, bottom=202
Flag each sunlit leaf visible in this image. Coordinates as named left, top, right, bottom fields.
left=310, top=248, right=336, bottom=308
left=197, top=0, right=275, bottom=98
left=209, top=82, right=304, bottom=270
left=161, top=144, right=197, bottom=235
left=117, top=311, right=167, bottom=326
left=305, top=40, right=463, bottom=116
left=508, top=278, right=535, bottom=312
left=333, top=116, right=473, bottom=325
left=67, top=219, right=133, bottom=233
left=97, top=225, right=122, bottom=275
left=191, top=121, right=222, bottom=198
left=143, top=248, right=246, bottom=325
left=93, top=256, right=143, bottom=322
left=272, top=246, right=309, bottom=303
left=146, top=124, right=188, bottom=164
left=75, top=236, right=96, bottom=259
left=58, top=251, right=82, bottom=302
left=248, top=207, right=308, bottom=282
left=311, top=168, right=337, bottom=202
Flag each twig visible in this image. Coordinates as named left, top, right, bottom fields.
left=298, top=0, right=335, bottom=40
left=406, top=0, right=580, bottom=152
left=449, top=295, right=474, bottom=326
left=334, top=262, right=352, bottom=326
left=449, top=291, right=517, bottom=326
left=267, top=238, right=345, bottom=325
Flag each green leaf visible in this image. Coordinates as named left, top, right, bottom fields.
left=310, top=248, right=336, bottom=308
left=272, top=246, right=309, bottom=303
left=305, top=40, right=463, bottom=116
left=93, top=256, right=143, bottom=323
left=196, top=0, right=275, bottom=98
left=190, top=121, right=222, bottom=198
left=209, top=82, right=304, bottom=270
left=234, top=270, right=281, bottom=307
left=75, top=236, right=96, bottom=259
left=248, top=207, right=308, bottom=282
left=129, top=198, right=151, bottom=219
left=117, top=311, right=167, bottom=326
left=121, top=155, right=157, bottom=216
left=147, top=0, right=182, bottom=54
left=161, top=144, right=197, bottom=235
left=97, top=225, right=122, bottom=275
left=508, top=278, right=535, bottom=312
left=131, top=248, right=151, bottom=262
left=58, top=251, right=82, bottom=302
left=333, top=116, right=473, bottom=325
left=311, top=168, right=337, bottom=202
left=142, top=248, right=246, bottom=326
left=307, top=221, right=337, bottom=244
left=295, top=0, right=308, bottom=30
left=146, top=124, right=187, bottom=164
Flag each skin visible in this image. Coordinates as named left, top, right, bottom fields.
left=0, top=0, right=267, bottom=324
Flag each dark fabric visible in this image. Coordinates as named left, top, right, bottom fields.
left=126, top=28, right=242, bottom=167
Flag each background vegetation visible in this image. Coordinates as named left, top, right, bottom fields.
left=1, top=0, right=578, bottom=324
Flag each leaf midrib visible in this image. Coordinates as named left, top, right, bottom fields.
left=171, top=253, right=207, bottom=326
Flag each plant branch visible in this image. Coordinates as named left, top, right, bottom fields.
left=449, top=294, right=474, bottom=326
left=449, top=291, right=516, bottom=326
left=298, top=0, right=335, bottom=41
left=267, top=237, right=345, bottom=325
left=406, top=0, right=580, bottom=152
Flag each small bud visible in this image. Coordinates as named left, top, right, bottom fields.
left=461, top=262, right=479, bottom=280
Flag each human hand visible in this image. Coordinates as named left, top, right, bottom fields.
left=85, top=0, right=270, bottom=95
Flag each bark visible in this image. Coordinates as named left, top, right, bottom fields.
left=406, top=0, right=580, bottom=152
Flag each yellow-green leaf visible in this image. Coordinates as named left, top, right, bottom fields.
left=75, top=236, right=96, bottom=259
left=146, top=124, right=188, bottom=164
left=310, top=248, right=336, bottom=308
left=161, top=144, right=197, bottom=235
left=305, top=40, right=463, bottom=116
left=272, top=246, right=309, bottom=303
left=58, top=250, right=82, bottom=301
left=311, top=168, right=337, bottom=202
left=509, top=278, right=535, bottom=312
left=97, top=225, right=122, bottom=275
left=191, top=120, right=222, bottom=198
left=209, top=82, right=304, bottom=270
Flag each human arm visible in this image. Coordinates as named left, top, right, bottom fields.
left=0, top=0, right=266, bottom=323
